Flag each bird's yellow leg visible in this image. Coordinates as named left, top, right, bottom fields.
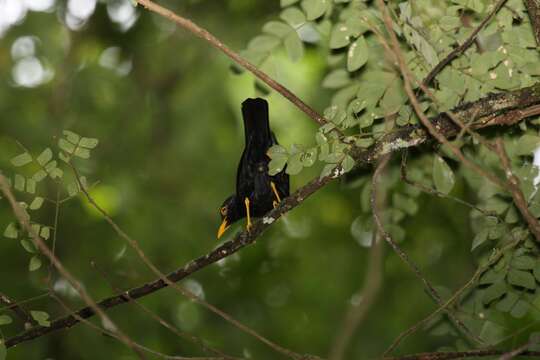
left=270, top=181, right=281, bottom=209
left=244, top=197, right=253, bottom=232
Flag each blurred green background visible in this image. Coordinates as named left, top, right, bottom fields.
left=0, top=1, right=491, bottom=359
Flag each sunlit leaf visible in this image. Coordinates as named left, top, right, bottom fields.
left=29, top=197, right=44, bottom=210
left=63, top=130, right=80, bottom=144
left=79, top=137, right=99, bottom=149
left=29, top=256, right=42, bottom=271
left=4, top=223, right=18, bottom=239
left=0, top=315, right=12, bottom=325
left=11, top=152, right=32, bottom=167
left=30, top=310, right=50, bottom=326
left=36, top=148, right=53, bottom=166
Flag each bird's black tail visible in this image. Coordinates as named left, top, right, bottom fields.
left=241, top=98, right=272, bottom=148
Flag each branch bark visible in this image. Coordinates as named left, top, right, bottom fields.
left=383, top=349, right=540, bottom=360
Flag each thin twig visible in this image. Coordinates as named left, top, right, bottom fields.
left=494, top=139, right=540, bottom=243
left=422, top=0, right=508, bottom=87
left=524, top=0, right=540, bottom=46
left=4, top=168, right=338, bottom=350
left=0, top=175, right=146, bottom=359
left=69, top=163, right=306, bottom=360
left=376, top=0, right=487, bottom=345
left=0, top=292, right=37, bottom=328
left=135, top=0, right=329, bottom=128
left=51, top=294, right=227, bottom=360
left=383, top=349, right=540, bottom=360
left=328, top=231, right=384, bottom=360
left=90, top=261, right=238, bottom=360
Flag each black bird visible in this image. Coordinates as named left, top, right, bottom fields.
left=217, top=98, right=289, bottom=238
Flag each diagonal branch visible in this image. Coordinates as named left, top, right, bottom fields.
left=421, top=0, right=508, bottom=86
left=524, top=0, right=540, bottom=46
left=383, top=349, right=540, bottom=360
left=135, top=0, right=329, bottom=127
left=6, top=81, right=540, bottom=349
left=0, top=292, right=37, bottom=328
left=5, top=172, right=337, bottom=349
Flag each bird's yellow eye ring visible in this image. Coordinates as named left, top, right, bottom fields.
left=220, top=206, right=227, bottom=216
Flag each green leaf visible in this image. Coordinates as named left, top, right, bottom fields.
left=322, top=69, right=351, bottom=89
left=280, top=7, right=306, bottom=28
left=496, top=291, right=519, bottom=312
left=479, top=321, right=505, bottom=344
left=74, top=148, right=90, bottom=159
left=533, top=262, right=540, bottom=282
left=507, top=269, right=536, bottom=289
left=30, top=310, right=50, bottom=327
left=32, top=170, right=47, bottom=182
left=79, top=137, right=99, bottom=149
left=286, top=153, right=303, bottom=175
left=11, top=152, right=32, bottom=167
left=40, top=226, right=50, bottom=240
left=29, top=256, right=42, bottom=271
left=263, top=21, right=292, bottom=38
left=4, top=223, right=18, bottom=239
left=510, top=299, right=530, bottom=318
left=248, top=35, right=281, bottom=52
left=329, top=22, right=351, bottom=49
left=36, top=148, right=53, bottom=166
left=58, top=138, right=76, bottom=153
left=515, top=134, right=540, bottom=156
left=29, top=197, right=44, bottom=210
left=63, top=130, right=80, bottom=144
left=320, top=163, right=336, bottom=179
left=20, top=239, right=36, bottom=253
left=512, top=255, right=536, bottom=270
left=284, top=31, right=304, bottom=62
left=26, top=178, right=36, bottom=194
left=482, top=281, right=507, bottom=304
left=432, top=155, right=455, bottom=195
left=301, top=0, right=327, bottom=20
left=67, top=182, right=79, bottom=197
left=0, top=315, right=12, bottom=325
left=301, top=148, right=317, bottom=167
left=472, top=228, right=489, bottom=251
left=393, top=193, right=418, bottom=216
left=14, top=174, right=25, bottom=192
left=347, top=36, right=368, bottom=72
left=341, top=154, right=355, bottom=173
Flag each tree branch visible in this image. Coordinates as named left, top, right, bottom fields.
left=524, top=0, right=540, bottom=46
left=0, top=292, right=37, bottom=328
left=421, top=0, right=508, bottom=87
left=135, top=0, right=330, bottom=127
left=383, top=349, right=540, bottom=360
left=6, top=81, right=540, bottom=349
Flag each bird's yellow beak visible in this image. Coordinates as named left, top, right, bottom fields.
left=217, top=219, right=229, bottom=239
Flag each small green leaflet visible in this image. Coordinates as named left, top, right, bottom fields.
left=30, top=310, right=50, bottom=327
left=0, top=315, right=12, bottom=325
left=347, top=36, right=368, bottom=72
left=432, top=155, right=455, bottom=195
left=284, top=31, right=304, bottom=62
left=29, top=256, right=42, bottom=271
left=515, top=134, right=540, bottom=156
left=36, top=148, right=53, bottom=166
left=280, top=7, right=306, bottom=28
left=263, top=21, right=293, bottom=38
left=301, top=0, right=327, bottom=21
left=11, top=152, right=32, bottom=167
left=4, top=223, right=18, bottom=239
left=507, top=269, right=536, bottom=289
left=267, top=145, right=288, bottom=176
left=322, top=69, right=351, bottom=89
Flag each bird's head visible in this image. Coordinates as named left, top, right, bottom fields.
left=217, top=195, right=241, bottom=239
